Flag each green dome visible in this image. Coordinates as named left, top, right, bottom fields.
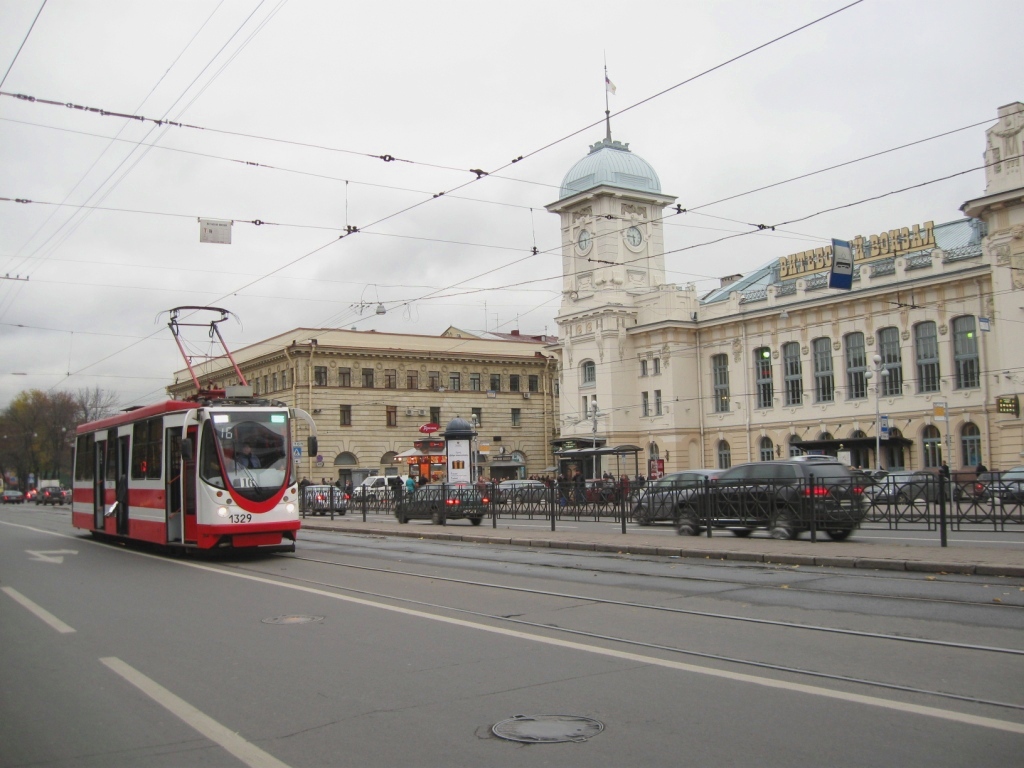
left=559, top=138, right=662, bottom=200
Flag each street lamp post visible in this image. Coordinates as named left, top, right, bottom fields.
left=589, top=400, right=600, bottom=479
left=864, top=354, right=888, bottom=472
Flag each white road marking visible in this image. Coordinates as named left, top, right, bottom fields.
left=26, top=549, right=78, bottom=563
left=1, top=586, right=76, bottom=633
left=100, top=657, right=292, bottom=768
left=6, top=519, right=1024, bottom=735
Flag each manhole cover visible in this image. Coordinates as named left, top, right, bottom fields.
left=492, top=714, right=604, bottom=743
left=261, top=615, right=324, bottom=625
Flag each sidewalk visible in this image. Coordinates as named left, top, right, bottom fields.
left=299, top=515, right=1024, bottom=578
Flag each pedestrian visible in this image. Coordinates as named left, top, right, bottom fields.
left=940, top=462, right=950, bottom=480
left=405, top=475, right=416, bottom=494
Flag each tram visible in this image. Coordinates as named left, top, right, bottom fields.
left=71, top=307, right=317, bottom=551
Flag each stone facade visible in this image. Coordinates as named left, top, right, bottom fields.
left=548, top=103, right=1024, bottom=475
left=167, top=328, right=559, bottom=484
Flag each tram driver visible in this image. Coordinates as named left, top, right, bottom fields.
left=237, top=443, right=261, bottom=469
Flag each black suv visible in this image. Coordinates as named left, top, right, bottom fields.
left=677, top=460, right=866, bottom=541
left=394, top=483, right=489, bottom=525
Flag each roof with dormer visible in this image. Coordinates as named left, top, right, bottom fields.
left=558, top=137, right=662, bottom=200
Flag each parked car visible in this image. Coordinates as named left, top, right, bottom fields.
left=678, top=460, right=866, bottom=541
left=863, top=470, right=942, bottom=504
left=495, top=479, right=548, bottom=504
left=37, top=487, right=69, bottom=505
left=302, top=485, right=347, bottom=515
left=394, top=482, right=489, bottom=525
left=632, top=470, right=724, bottom=525
left=1, top=489, right=25, bottom=504
left=954, top=471, right=1003, bottom=502
left=997, top=467, right=1024, bottom=504
left=351, top=475, right=404, bottom=500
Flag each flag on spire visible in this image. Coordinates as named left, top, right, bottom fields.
left=605, top=75, right=616, bottom=95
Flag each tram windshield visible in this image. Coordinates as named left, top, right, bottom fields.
left=199, top=410, right=290, bottom=501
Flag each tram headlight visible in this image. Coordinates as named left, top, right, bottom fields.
left=217, top=506, right=229, bottom=518
left=286, top=502, right=296, bottom=515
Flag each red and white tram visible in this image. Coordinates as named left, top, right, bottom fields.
left=71, top=306, right=317, bottom=551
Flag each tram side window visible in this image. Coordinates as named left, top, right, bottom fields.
left=132, top=418, right=163, bottom=479
left=105, top=437, right=118, bottom=482
left=75, top=434, right=95, bottom=481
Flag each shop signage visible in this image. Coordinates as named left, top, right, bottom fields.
left=997, top=395, right=1020, bottom=417
left=778, top=220, right=934, bottom=278
left=418, top=423, right=440, bottom=434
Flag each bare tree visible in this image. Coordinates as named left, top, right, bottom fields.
left=74, top=386, right=120, bottom=424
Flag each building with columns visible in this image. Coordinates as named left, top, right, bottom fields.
left=548, top=102, right=1024, bottom=476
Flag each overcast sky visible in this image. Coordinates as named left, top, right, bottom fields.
left=0, top=0, right=1020, bottom=412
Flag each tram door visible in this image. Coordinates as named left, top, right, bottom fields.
left=165, top=428, right=183, bottom=544
left=182, top=425, right=198, bottom=543
left=93, top=439, right=106, bottom=530
left=115, top=434, right=131, bottom=536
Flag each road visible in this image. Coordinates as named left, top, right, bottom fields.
left=2, top=505, right=1023, bottom=767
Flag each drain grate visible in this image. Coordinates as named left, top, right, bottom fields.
left=492, top=714, right=604, bottom=743
left=261, top=615, right=324, bottom=625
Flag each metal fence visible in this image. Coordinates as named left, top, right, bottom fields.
left=301, top=477, right=1024, bottom=537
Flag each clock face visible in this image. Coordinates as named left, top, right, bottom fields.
left=625, top=226, right=643, bottom=247
left=577, top=229, right=592, bottom=253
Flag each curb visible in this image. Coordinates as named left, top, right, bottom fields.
left=301, top=522, right=1024, bottom=579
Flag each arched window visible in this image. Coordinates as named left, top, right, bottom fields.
left=754, top=347, right=773, bottom=409
left=922, top=425, right=942, bottom=468
left=788, top=435, right=802, bottom=457
left=333, top=452, right=357, bottom=466
left=960, top=423, right=981, bottom=468
left=849, top=430, right=869, bottom=469
left=952, top=316, right=980, bottom=389
left=782, top=342, right=802, bottom=406
left=580, top=360, right=596, bottom=386
left=845, top=332, right=867, bottom=399
left=717, top=440, right=731, bottom=469
left=914, top=322, right=940, bottom=393
left=380, top=451, right=398, bottom=470
left=711, top=353, right=730, bottom=412
left=877, top=326, right=903, bottom=396
left=759, top=436, right=774, bottom=461
left=511, top=450, right=527, bottom=479
left=812, top=337, right=834, bottom=403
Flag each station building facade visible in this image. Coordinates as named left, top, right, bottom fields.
left=167, top=328, right=559, bottom=484
left=548, top=103, right=1024, bottom=476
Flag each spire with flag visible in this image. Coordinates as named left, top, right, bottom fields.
left=603, top=61, right=615, bottom=141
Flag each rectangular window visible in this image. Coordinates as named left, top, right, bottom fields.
left=469, top=373, right=481, bottom=391
left=449, top=372, right=461, bottom=391
left=406, top=370, right=418, bottom=389
left=528, top=375, right=539, bottom=393
left=314, top=366, right=328, bottom=387
left=338, top=367, right=351, bottom=387
left=754, top=347, right=773, bottom=409
left=653, top=358, right=661, bottom=375
left=712, top=353, right=729, bottom=413
left=654, top=389, right=662, bottom=416
left=642, top=391, right=650, bottom=417
left=430, top=406, right=440, bottom=424
left=263, top=375, right=269, bottom=393
left=130, top=417, right=162, bottom=480
left=511, top=408, right=521, bottom=427
left=813, top=338, right=834, bottom=403
left=783, top=342, right=802, bottom=406
left=272, top=372, right=278, bottom=391
left=428, top=371, right=441, bottom=390
left=914, top=322, right=940, bottom=393
left=509, top=374, right=521, bottom=392
left=953, top=316, right=980, bottom=389
left=339, top=405, right=352, bottom=426
left=845, top=333, right=867, bottom=399
left=384, top=369, right=397, bottom=389
left=878, top=327, right=903, bottom=396
left=253, top=378, right=260, bottom=395
left=490, top=374, right=501, bottom=391
left=471, top=407, right=482, bottom=426
left=386, top=406, right=397, bottom=427
left=362, top=368, right=374, bottom=388
left=640, top=359, right=648, bottom=377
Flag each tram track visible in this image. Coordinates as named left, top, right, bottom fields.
left=221, top=554, right=1024, bottom=715
left=298, top=529, right=1024, bottom=612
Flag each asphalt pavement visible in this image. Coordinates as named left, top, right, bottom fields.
left=299, top=514, right=1024, bottom=578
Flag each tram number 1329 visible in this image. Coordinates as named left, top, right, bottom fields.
left=229, top=513, right=253, bottom=524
